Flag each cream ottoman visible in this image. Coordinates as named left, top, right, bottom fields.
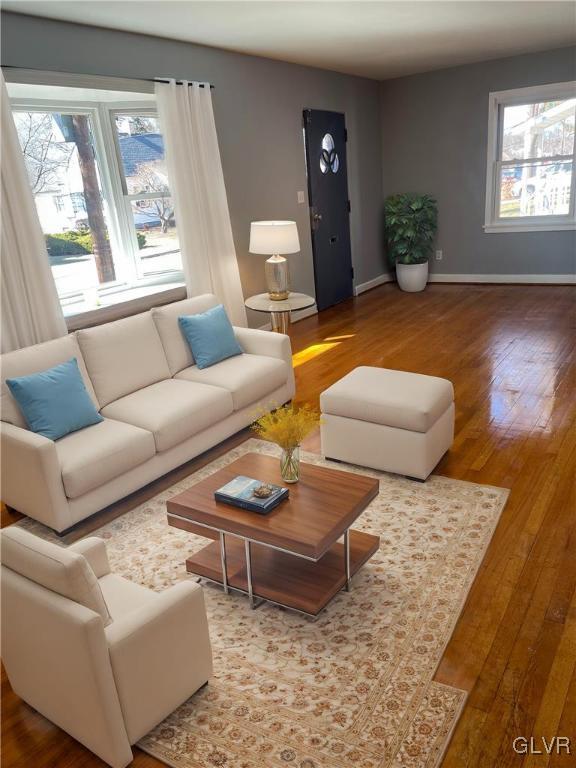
left=320, top=366, right=454, bottom=480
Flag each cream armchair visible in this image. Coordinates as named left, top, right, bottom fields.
left=1, top=527, right=213, bottom=768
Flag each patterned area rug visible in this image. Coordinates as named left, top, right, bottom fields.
left=20, top=439, right=508, bottom=768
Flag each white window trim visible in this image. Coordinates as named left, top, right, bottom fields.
left=3, top=67, right=155, bottom=95
left=484, top=81, right=576, bottom=233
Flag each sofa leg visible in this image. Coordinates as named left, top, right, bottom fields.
left=55, top=523, right=80, bottom=538
left=405, top=475, right=427, bottom=483
left=324, top=457, right=342, bottom=463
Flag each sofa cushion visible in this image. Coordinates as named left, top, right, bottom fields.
left=0, top=527, right=111, bottom=625
left=1, top=335, right=99, bottom=429
left=98, top=573, right=157, bottom=621
left=76, top=312, right=171, bottom=408
left=176, top=354, right=290, bottom=411
left=55, top=418, right=156, bottom=499
left=101, top=379, right=233, bottom=453
left=151, top=294, right=220, bottom=375
left=7, top=358, right=103, bottom=441
left=320, top=366, right=454, bottom=433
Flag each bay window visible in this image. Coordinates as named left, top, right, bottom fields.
left=10, top=85, right=184, bottom=321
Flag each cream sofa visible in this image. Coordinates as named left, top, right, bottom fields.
left=1, top=294, right=295, bottom=532
left=1, top=526, right=212, bottom=768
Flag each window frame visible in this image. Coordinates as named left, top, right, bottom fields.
left=10, top=94, right=184, bottom=316
left=108, top=107, right=178, bottom=281
left=484, top=81, right=576, bottom=233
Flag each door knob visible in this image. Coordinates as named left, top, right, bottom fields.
left=310, top=207, right=323, bottom=231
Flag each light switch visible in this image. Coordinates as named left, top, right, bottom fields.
left=297, top=191, right=306, bottom=204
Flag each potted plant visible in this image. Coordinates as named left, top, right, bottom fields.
left=252, top=403, right=320, bottom=483
left=384, top=193, right=438, bottom=292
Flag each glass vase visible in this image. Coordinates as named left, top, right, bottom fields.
left=280, top=446, right=300, bottom=483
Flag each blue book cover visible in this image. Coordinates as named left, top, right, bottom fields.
left=215, top=475, right=288, bottom=513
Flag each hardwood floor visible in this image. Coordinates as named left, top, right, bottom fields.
left=2, top=283, right=575, bottom=767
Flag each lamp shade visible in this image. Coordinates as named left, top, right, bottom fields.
left=249, top=221, right=300, bottom=255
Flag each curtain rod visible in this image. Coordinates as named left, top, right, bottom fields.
left=153, top=78, right=214, bottom=89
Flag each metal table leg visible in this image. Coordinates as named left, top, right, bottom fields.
left=220, top=532, right=229, bottom=594
left=344, top=529, right=351, bottom=592
left=245, top=539, right=256, bottom=608
left=270, top=310, right=290, bottom=334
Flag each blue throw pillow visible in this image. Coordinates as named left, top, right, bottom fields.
left=179, top=304, right=243, bottom=370
left=6, top=358, right=103, bottom=441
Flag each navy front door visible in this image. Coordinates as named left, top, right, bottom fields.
left=303, top=109, right=353, bottom=311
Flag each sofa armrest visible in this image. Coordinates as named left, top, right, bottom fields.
left=105, top=580, right=212, bottom=743
left=234, top=326, right=293, bottom=367
left=69, top=537, right=111, bottom=578
left=0, top=421, right=70, bottom=532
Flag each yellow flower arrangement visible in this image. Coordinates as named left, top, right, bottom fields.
left=252, top=403, right=320, bottom=482
left=252, top=403, right=320, bottom=450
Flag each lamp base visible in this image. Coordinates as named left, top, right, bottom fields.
left=267, top=290, right=290, bottom=301
left=265, top=255, right=289, bottom=301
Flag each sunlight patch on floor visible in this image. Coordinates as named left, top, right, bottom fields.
left=323, top=334, right=356, bottom=342
left=292, top=333, right=356, bottom=368
left=292, top=342, right=340, bottom=367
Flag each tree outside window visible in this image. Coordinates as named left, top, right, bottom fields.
left=11, top=94, right=183, bottom=318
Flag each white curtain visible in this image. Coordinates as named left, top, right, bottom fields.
left=155, top=80, right=247, bottom=326
left=1, top=72, right=67, bottom=353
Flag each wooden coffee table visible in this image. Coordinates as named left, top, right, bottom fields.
left=167, top=453, right=380, bottom=616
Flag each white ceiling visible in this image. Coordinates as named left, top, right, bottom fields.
left=4, top=1, right=576, bottom=80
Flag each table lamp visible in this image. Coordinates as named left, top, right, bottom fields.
left=249, top=220, right=300, bottom=300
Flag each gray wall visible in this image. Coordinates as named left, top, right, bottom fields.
left=3, top=13, right=574, bottom=296
left=1, top=12, right=385, bottom=326
left=380, top=46, right=576, bottom=277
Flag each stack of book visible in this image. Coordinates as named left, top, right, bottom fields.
left=214, top=475, right=289, bottom=514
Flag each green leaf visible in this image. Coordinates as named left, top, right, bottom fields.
left=383, top=192, right=437, bottom=264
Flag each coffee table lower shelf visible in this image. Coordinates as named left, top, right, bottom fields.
left=185, top=529, right=380, bottom=616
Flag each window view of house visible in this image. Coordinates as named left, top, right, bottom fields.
left=112, top=114, right=180, bottom=278
left=498, top=97, right=575, bottom=218
left=12, top=100, right=183, bottom=317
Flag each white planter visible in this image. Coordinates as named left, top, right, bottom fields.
left=396, top=261, right=429, bottom=292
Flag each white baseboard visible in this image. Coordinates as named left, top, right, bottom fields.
left=257, top=304, right=318, bottom=331
left=428, top=273, right=576, bottom=284
left=353, top=272, right=575, bottom=291
left=353, top=273, right=394, bottom=295
left=292, top=305, right=318, bottom=323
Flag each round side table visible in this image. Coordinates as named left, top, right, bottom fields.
left=245, top=292, right=316, bottom=334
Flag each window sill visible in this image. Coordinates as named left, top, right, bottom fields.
left=484, top=222, right=576, bottom=234
left=65, top=282, right=186, bottom=331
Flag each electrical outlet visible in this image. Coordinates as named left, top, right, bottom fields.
left=297, top=190, right=306, bottom=204
left=435, top=249, right=443, bottom=261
